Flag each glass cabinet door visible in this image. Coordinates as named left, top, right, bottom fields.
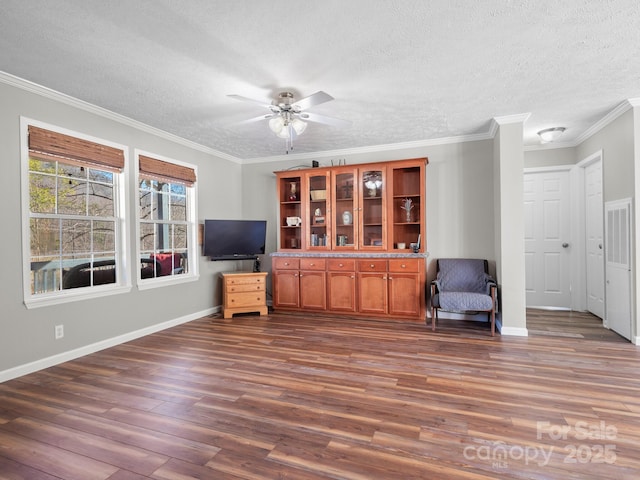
left=359, top=168, right=386, bottom=250
left=390, top=163, right=423, bottom=251
left=332, top=169, right=357, bottom=249
left=278, top=174, right=302, bottom=250
left=306, top=171, right=330, bottom=250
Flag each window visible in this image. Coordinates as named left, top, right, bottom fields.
left=136, top=152, right=197, bottom=286
left=23, top=121, right=128, bottom=307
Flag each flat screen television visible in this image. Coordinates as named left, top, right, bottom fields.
left=203, top=219, right=267, bottom=261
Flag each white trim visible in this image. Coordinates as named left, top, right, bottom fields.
left=20, top=117, right=132, bottom=308
left=574, top=100, right=637, bottom=145
left=2, top=71, right=241, bottom=164
left=24, top=285, right=133, bottom=309
left=133, top=149, right=200, bottom=287
left=6, top=71, right=640, bottom=166
left=575, top=151, right=604, bottom=314
left=524, top=142, right=575, bottom=152
left=499, top=326, right=529, bottom=336
left=242, top=132, right=493, bottom=165
left=577, top=149, right=604, bottom=168
left=0, top=307, right=219, bottom=383
left=524, top=165, right=574, bottom=174
left=492, top=113, right=532, bottom=126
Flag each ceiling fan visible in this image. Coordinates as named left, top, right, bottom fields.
left=228, top=90, right=349, bottom=153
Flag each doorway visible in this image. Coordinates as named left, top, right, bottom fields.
left=584, top=155, right=605, bottom=319
left=524, top=169, right=571, bottom=308
left=524, top=152, right=606, bottom=318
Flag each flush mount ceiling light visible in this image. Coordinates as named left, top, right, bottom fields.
left=537, top=127, right=566, bottom=143
left=229, top=90, right=350, bottom=154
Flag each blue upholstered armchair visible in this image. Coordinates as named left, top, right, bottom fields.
left=430, top=258, right=497, bottom=336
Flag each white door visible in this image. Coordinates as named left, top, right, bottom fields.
left=605, top=199, right=632, bottom=340
left=585, top=160, right=605, bottom=318
left=524, top=171, right=571, bottom=308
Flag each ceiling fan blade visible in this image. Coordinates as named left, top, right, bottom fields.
left=227, top=94, right=273, bottom=109
left=236, top=113, right=276, bottom=125
left=292, top=91, right=334, bottom=111
left=299, top=111, right=351, bottom=128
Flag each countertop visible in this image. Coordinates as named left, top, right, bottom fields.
left=270, top=251, right=429, bottom=259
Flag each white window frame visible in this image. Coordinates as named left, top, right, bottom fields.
left=21, top=117, right=131, bottom=308
left=134, top=149, right=199, bottom=290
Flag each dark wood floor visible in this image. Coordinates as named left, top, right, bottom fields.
left=1, top=310, right=639, bottom=479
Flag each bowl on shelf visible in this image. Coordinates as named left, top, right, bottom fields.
left=310, top=190, right=327, bottom=201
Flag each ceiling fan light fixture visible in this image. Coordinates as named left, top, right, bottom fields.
left=268, top=116, right=285, bottom=134
left=229, top=89, right=341, bottom=154
left=538, top=127, right=566, bottom=143
left=276, top=126, right=291, bottom=139
left=291, top=118, right=307, bottom=135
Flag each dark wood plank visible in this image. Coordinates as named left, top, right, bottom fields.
left=0, top=309, right=638, bottom=479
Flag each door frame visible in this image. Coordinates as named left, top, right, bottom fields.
left=571, top=150, right=604, bottom=313
left=524, top=151, right=605, bottom=314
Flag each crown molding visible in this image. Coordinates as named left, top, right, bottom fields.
left=0, top=70, right=242, bottom=164
left=242, top=131, right=493, bottom=164
left=492, top=113, right=532, bottom=126
left=5, top=70, right=639, bottom=164
left=573, top=98, right=640, bottom=145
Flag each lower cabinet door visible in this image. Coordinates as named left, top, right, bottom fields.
left=388, top=273, right=420, bottom=317
left=273, top=270, right=299, bottom=308
left=300, top=271, right=327, bottom=310
left=358, top=273, right=388, bottom=315
left=327, top=271, right=357, bottom=312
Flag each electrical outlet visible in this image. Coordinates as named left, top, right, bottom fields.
left=54, top=324, right=64, bottom=339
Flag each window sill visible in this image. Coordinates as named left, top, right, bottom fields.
left=24, top=285, right=133, bottom=309
left=137, top=273, right=199, bottom=291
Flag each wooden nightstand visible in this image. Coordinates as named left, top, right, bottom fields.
left=220, top=272, right=268, bottom=319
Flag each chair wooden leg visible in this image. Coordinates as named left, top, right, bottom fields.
left=432, top=307, right=437, bottom=331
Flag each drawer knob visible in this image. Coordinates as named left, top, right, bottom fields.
left=401, top=264, right=406, bottom=268
left=339, top=263, right=343, bottom=267
left=370, top=264, right=375, bottom=268
left=310, top=263, right=314, bottom=266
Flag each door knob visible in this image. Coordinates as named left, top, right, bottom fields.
left=599, top=244, right=603, bottom=249
left=562, top=243, right=569, bottom=248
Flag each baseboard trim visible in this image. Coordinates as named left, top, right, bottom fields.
left=499, top=326, right=529, bottom=336
left=0, top=306, right=219, bottom=383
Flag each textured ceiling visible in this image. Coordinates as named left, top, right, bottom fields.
left=1, top=0, right=640, bottom=160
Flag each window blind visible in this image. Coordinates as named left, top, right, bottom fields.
left=139, top=155, right=196, bottom=186
left=28, top=125, right=125, bottom=172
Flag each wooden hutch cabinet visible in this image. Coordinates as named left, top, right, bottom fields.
left=273, top=158, right=428, bottom=321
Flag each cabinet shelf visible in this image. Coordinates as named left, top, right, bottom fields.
left=276, top=158, right=426, bottom=254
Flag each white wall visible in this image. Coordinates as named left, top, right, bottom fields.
left=0, top=80, right=244, bottom=377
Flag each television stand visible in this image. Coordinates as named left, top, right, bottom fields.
left=220, top=272, right=268, bottom=319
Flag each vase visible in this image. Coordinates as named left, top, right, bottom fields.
left=405, top=209, right=412, bottom=223
left=288, top=182, right=298, bottom=201
left=342, top=210, right=352, bottom=225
